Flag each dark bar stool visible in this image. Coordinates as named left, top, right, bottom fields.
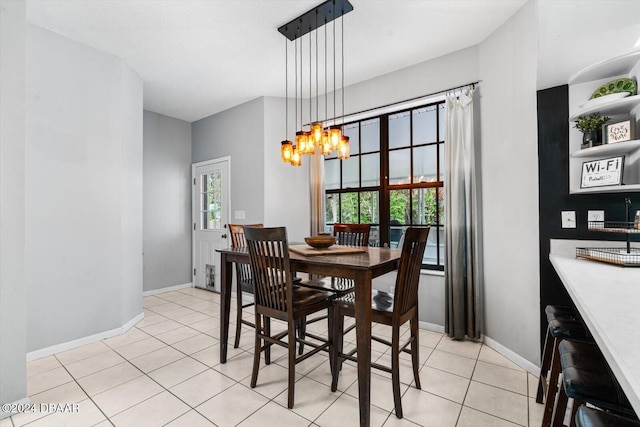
left=552, top=340, right=637, bottom=427
left=575, top=406, right=640, bottom=427
left=538, top=306, right=593, bottom=427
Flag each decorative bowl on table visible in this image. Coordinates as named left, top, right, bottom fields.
left=304, top=234, right=336, bottom=249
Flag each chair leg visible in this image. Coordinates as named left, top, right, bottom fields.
left=287, top=321, right=296, bottom=409
left=234, top=287, right=243, bottom=349
left=410, top=315, right=421, bottom=390
left=250, top=312, right=262, bottom=389
left=297, top=317, right=307, bottom=355
left=327, top=306, right=334, bottom=374
left=391, top=325, right=403, bottom=419
left=542, top=338, right=562, bottom=427
left=569, top=399, right=583, bottom=427
left=537, top=325, right=553, bottom=403
left=331, top=306, right=343, bottom=392
left=264, top=316, right=271, bottom=365
left=551, top=378, right=569, bottom=427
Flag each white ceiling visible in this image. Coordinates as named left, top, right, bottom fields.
left=26, top=0, right=527, bottom=122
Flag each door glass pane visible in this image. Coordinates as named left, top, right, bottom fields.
left=389, top=111, right=410, bottom=149
left=361, top=153, right=380, bottom=187
left=361, top=118, right=380, bottom=153
left=413, top=106, right=437, bottom=144
left=325, top=193, right=338, bottom=224
left=343, top=123, right=359, bottom=155
left=342, top=156, right=359, bottom=188
left=413, top=145, right=437, bottom=183
left=325, top=158, right=340, bottom=190
left=340, top=192, right=359, bottom=223
left=359, top=191, right=379, bottom=224
left=200, top=171, right=221, bottom=230
left=389, top=148, right=411, bottom=185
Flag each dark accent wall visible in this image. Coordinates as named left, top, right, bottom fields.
left=537, top=85, right=639, bottom=349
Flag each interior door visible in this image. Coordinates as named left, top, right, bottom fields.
left=192, top=157, right=230, bottom=292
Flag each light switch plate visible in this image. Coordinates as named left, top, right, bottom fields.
left=561, top=211, right=576, bottom=228
left=588, top=210, right=605, bottom=222
left=234, top=210, right=245, bottom=220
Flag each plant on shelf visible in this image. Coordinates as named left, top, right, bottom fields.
left=574, top=113, right=611, bottom=148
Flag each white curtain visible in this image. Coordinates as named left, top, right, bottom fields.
left=310, top=152, right=325, bottom=236
left=444, top=89, right=484, bottom=341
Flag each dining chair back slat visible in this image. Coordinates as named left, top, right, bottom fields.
left=244, top=227, right=291, bottom=313
left=333, top=223, right=370, bottom=247
left=395, top=227, right=429, bottom=316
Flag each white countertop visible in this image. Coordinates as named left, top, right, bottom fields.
left=550, top=247, right=640, bottom=414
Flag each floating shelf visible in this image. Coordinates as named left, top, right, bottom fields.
left=571, top=139, right=640, bottom=158
left=569, top=94, right=640, bottom=121
left=570, top=184, right=640, bottom=194
left=570, top=50, right=640, bottom=85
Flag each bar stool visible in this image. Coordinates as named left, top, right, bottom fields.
left=538, top=306, right=593, bottom=427
left=575, top=406, right=640, bottom=427
left=552, top=340, right=636, bottom=427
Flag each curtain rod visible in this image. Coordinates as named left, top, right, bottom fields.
left=306, top=80, right=480, bottom=126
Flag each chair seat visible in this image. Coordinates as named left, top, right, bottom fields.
left=300, top=277, right=355, bottom=294
left=545, top=305, right=580, bottom=323
left=560, top=340, right=635, bottom=416
left=576, top=406, right=640, bottom=427
left=292, top=285, right=334, bottom=309
left=549, top=319, right=592, bottom=342
left=334, top=289, right=394, bottom=314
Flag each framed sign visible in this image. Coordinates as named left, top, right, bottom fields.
left=581, top=156, right=624, bottom=188
left=604, top=119, right=634, bottom=144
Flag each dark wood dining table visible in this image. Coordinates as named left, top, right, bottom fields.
left=216, top=245, right=402, bottom=427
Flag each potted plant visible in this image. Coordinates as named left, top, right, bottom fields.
left=574, top=113, right=611, bottom=148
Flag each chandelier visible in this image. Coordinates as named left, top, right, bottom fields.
left=278, top=0, right=353, bottom=166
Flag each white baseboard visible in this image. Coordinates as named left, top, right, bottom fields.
left=142, top=282, right=192, bottom=296
left=26, top=312, right=144, bottom=362
left=484, top=335, right=540, bottom=375
left=419, top=321, right=445, bottom=334
left=0, top=397, right=30, bottom=419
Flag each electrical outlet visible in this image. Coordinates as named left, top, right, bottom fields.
left=588, top=210, right=605, bottom=222
left=561, top=211, right=576, bottom=229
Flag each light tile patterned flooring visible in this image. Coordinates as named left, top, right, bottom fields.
left=4, top=287, right=545, bottom=427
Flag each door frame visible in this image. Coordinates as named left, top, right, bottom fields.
left=191, top=156, right=231, bottom=290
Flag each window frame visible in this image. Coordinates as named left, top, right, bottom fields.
left=324, top=100, right=445, bottom=270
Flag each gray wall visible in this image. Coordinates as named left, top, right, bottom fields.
left=143, top=110, right=192, bottom=292
left=25, top=24, right=143, bottom=353
left=0, top=0, right=27, bottom=410
left=478, top=0, right=540, bottom=367
left=192, top=98, right=265, bottom=224
left=263, top=96, right=311, bottom=242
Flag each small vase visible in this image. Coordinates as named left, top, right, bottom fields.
left=582, top=130, right=602, bottom=148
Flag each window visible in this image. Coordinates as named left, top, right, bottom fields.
left=324, top=102, right=445, bottom=269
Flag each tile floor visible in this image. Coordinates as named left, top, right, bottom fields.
left=4, top=287, right=545, bottom=427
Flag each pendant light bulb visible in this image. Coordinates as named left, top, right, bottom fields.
left=337, top=135, right=350, bottom=160
left=281, top=140, right=293, bottom=163
left=290, top=145, right=302, bottom=166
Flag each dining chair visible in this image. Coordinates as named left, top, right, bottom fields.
left=297, top=223, right=371, bottom=352
left=244, top=226, right=335, bottom=409
left=228, top=223, right=264, bottom=351
left=330, top=227, right=428, bottom=419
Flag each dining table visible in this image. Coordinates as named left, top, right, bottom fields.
left=216, top=244, right=402, bottom=427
